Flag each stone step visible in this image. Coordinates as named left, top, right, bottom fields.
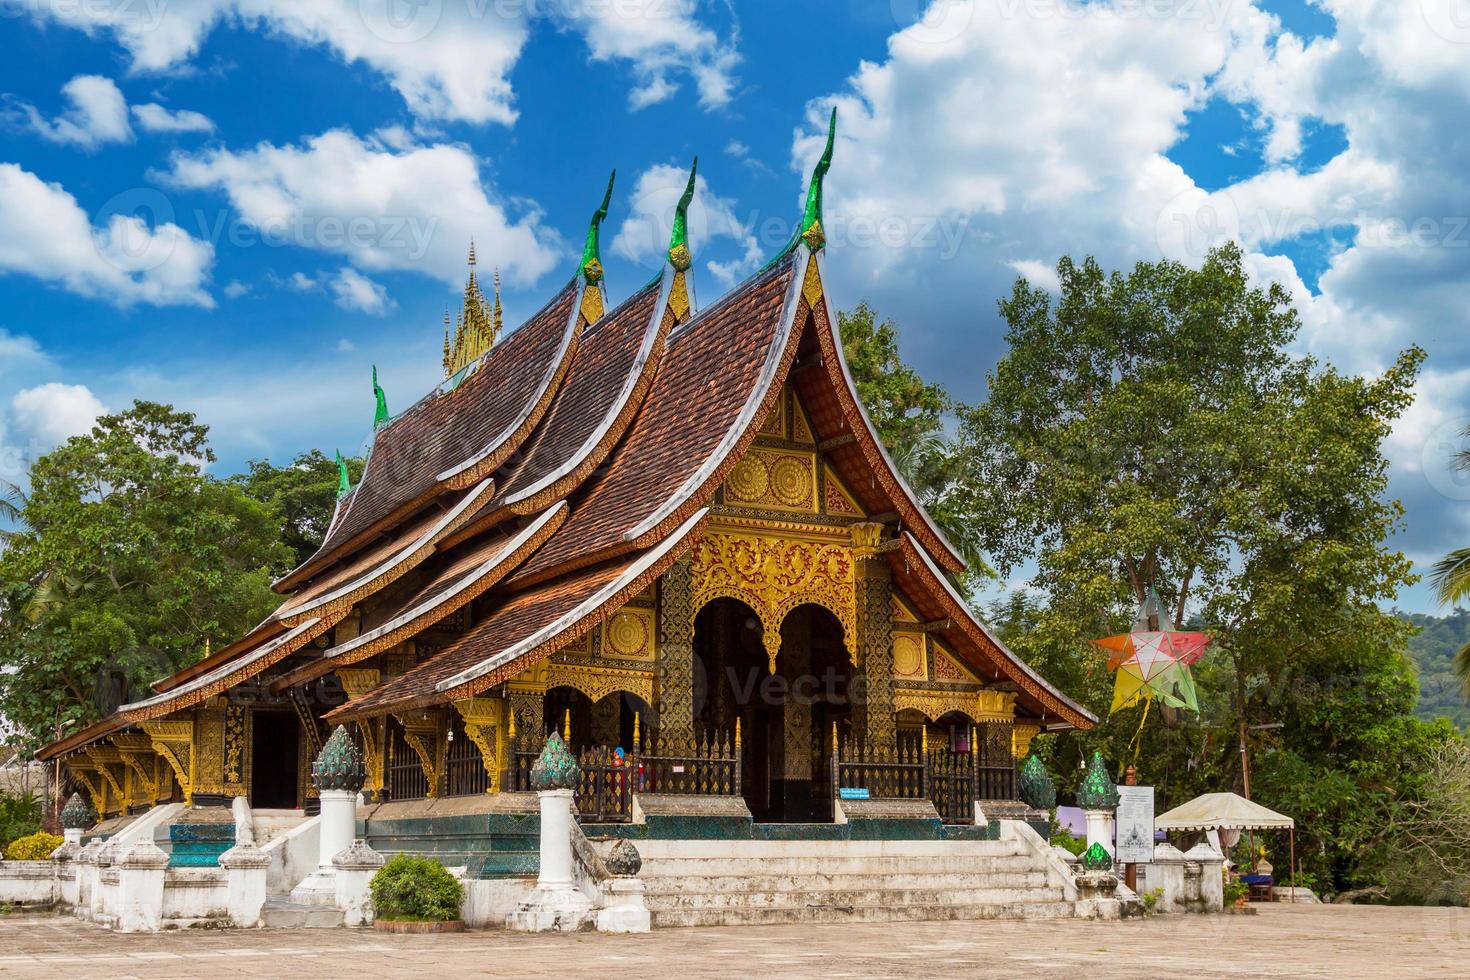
left=649, top=899, right=1077, bottom=928
left=261, top=900, right=346, bottom=929
left=633, top=839, right=1023, bottom=860
left=644, top=884, right=1068, bottom=911
left=640, top=870, right=1055, bottom=896
left=637, top=853, right=1038, bottom=878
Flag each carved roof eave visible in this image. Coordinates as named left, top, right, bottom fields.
left=118, top=612, right=345, bottom=724
left=809, top=250, right=966, bottom=575
left=273, top=278, right=587, bottom=594
left=149, top=477, right=494, bottom=696
left=327, top=508, right=710, bottom=723
left=36, top=716, right=127, bottom=763
left=444, top=273, right=675, bottom=548
left=888, top=532, right=1097, bottom=731
left=269, top=501, right=568, bottom=692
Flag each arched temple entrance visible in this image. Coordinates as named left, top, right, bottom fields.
left=695, top=598, right=855, bottom=822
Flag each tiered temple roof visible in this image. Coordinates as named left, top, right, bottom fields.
left=39, top=129, right=1093, bottom=764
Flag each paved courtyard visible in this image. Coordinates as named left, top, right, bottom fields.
left=0, top=904, right=1465, bottom=978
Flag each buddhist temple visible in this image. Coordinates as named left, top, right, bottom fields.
left=37, top=120, right=1093, bottom=854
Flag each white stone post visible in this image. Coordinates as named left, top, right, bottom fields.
left=508, top=734, right=592, bottom=932
left=1185, top=842, right=1225, bottom=912
left=333, top=840, right=386, bottom=926
left=219, top=844, right=270, bottom=928
left=114, top=840, right=169, bottom=933
left=1084, top=809, right=1116, bottom=857
left=291, top=726, right=366, bottom=906
left=63, top=828, right=84, bottom=847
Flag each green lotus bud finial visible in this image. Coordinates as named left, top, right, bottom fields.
left=1076, top=750, right=1120, bottom=811
left=1018, top=755, right=1057, bottom=810
left=530, top=731, right=580, bottom=791
left=335, top=451, right=351, bottom=500
left=1080, top=841, right=1114, bottom=872
left=799, top=107, right=836, bottom=252
left=667, top=157, right=698, bottom=272
left=372, top=366, right=390, bottom=430
left=61, top=792, right=93, bottom=831
left=312, top=725, right=366, bottom=793
left=581, top=170, right=616, bottom=285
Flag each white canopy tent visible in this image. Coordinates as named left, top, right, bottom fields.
left=1155, top=792, right=1297, bottom=901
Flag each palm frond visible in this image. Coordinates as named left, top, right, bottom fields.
left=1430, top=547, right=1470, bottom=605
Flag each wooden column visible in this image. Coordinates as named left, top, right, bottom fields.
left=656, top=558, right=696, bottom=752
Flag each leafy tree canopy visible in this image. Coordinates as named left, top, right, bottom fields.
left=231, top=449, right=365, bottom=568
left=954, top=244, right=1450, bottom=896
left=0, top=402, right=291, bottom=752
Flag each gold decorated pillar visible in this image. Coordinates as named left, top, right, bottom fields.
left=656, top=557, right=696, bottom=751
left=141, top=720, right=195, bottom=806
left=852, top=523, right=896, bottom=754
left=453, top=697, right=506, bottom=793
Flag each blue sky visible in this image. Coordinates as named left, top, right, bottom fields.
left=0, top=1, right=1467, bottom=614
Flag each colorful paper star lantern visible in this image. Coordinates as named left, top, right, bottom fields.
left=1092, top=587, right=1211, bottom=715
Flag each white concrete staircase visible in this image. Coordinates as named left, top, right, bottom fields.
left=636, top=837, right=1082, bottom=928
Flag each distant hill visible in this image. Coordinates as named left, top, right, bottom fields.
left=1401, top=609, right=1470, bottom=728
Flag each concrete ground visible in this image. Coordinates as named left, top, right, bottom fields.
left=0, top=904, right=1465, bottom=978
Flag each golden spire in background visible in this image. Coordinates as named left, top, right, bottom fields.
left=442, top=243, right=502, bottom=377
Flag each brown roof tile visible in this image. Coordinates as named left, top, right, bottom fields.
left=509, top=253, right=803, bottom=585
left=450, top=281, right=668, bottom=541
left=278, top=281, right=581, bottom=590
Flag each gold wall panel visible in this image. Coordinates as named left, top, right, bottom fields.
left=892, top=633, right=926, bottom=681
left=602, top=606, right=656, bottom=661
left=724, top=448, right=818, bottom=513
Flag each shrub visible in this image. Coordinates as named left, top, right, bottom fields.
left=0, top=791, right=41, bottom=853
left=1049, top=830, right=1086, bottom=856
left=369, top=854, right=463, bottom=922
left=3, top=832, right=63, bottom=861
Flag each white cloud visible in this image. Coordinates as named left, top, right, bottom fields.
left=287, top=272, right=318, bottom=291
left=133, top=102, right=215, bottom=134
left=0, top=330, right=50, bottom=379
left=20, top=1, right=740, bottom=124
left=611, top=163, right=761, bottom=287
left=10, top=383, right=106, bottom=447
left=13, top=75, right=133, bottom=149
left=799, top=0, right=1470, bottom=608
left=336, top=338, right=356, bottom=352
left=330, top=267, right=393, bottom=315
left=222, top=280, right=250, bottom=299
left=1005, top=259, right=1060, bottom=293
left=0, top=163, right=214, bottom=308
left=163, top=128, right=559, bottom=289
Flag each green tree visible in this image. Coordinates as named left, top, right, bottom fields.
left=231, top=449, right=365, bottom=568
left=837, top=302, right=987, bottom=579
left=960, top=243, right=1447, bottom=894
left=0, top=402, right=290, bottom=752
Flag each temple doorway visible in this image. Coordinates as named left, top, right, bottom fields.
left=250, top=710, right=300, bottom=809
left=695, top=599, right=854, bottom=822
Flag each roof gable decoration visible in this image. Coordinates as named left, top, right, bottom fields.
left=372, top=366, right=390, bottom=430
left=335, top=450, right=351, bottom=500
left=666, top=157, right=698, bottom=323
left=578, top=170, right=616, bottom=324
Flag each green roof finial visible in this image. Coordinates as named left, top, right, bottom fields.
left=372, top=365, right=390, bottom=430
left=799, top=107, right=836, bottom=252
left=335, top=450, right=351, bottom=500
left=581, top=170, right=616, bottom=285
left=667, top=157, right=698, bottom=272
